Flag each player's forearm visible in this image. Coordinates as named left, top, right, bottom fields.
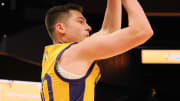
left=122, top=0, right=152, bottom=31
left=101, top=0, right=122, bottom=33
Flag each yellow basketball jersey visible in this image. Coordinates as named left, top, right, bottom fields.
left=41, top=42, right=101, bottom=101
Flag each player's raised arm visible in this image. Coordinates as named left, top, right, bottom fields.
left=63, top=0, right=153, bottom=75
left=122, top=0, right=152, bottom=31
left=72, top=0, right=153, bottom=60
left=100, top=0, right=122, bottom=33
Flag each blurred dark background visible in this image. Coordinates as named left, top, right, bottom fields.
left=0, top=0, right=180, bottom=101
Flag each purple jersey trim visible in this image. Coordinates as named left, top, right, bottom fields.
left=42, top=74, right=54, bottom=101
left=69, top=80, right=85, bottom=101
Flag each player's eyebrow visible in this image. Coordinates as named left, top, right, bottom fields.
left=77, top=16, right=87, bottom=22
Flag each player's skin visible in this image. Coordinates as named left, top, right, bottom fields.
left=54, top=0, right=153, bottom=76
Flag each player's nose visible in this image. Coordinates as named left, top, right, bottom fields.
left=86, top=24, right=92, bottom=32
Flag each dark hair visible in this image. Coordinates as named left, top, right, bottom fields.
left=45, top=3, right=83, bottom=40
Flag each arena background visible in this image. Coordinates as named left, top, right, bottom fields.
left=0, top=0, right=180, bottom=101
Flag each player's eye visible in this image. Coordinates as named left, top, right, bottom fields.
left=78, top=20, right=84, bottom=24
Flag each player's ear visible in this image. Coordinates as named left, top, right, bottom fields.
left=55, top=23, right=65, bottom=35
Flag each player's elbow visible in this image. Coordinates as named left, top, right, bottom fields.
left=138, top=27, right=154, bottom=44
left=143, top=26, right=154, bottom=39
left=136, top=24, right=154, bottom=38
left=130, top=25, right=154, bottom=45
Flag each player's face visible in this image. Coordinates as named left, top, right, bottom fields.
left=63, top=10, right=92, bottom=42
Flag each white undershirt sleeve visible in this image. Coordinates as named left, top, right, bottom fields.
left=57, top=63, right=84, bottom=79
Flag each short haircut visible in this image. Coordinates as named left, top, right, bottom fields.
left=45, top=3, right=83, bottom=40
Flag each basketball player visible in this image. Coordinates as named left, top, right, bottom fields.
left=41, top=0, right=153, bottom=101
